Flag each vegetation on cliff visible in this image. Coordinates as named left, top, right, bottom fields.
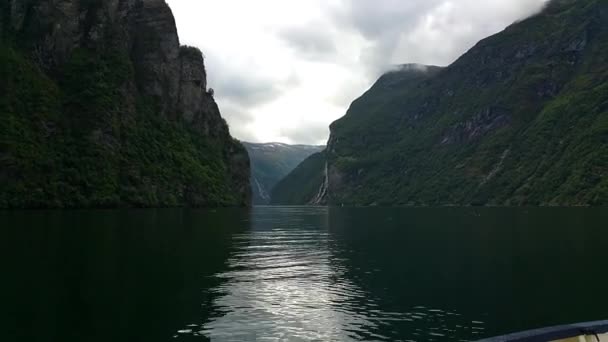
left=272, top=0, right=608, bottom=206
left=0, top=0, right=250, bottom=208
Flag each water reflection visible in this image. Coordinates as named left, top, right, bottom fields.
left=3, top=207, right=607, bottom=342
left=0, top=209, right=247, bottom=342
left=176, top=207, right=372, bottom=340
left=177, top=207, right=487, bottom=341
left=174, top=207, right=608, bottom=342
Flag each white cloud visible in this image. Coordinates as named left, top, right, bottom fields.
left=166, top=0, right=547, bottom=145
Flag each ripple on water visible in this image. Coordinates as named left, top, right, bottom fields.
left=174, top=213, right=486, bottom=341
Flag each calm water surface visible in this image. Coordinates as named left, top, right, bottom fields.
left=1, top=207, right=607, bottom=341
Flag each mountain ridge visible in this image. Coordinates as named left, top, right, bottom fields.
left=272, top=0, right=608, bottom=206
left=244, top=142, right=323, bottom=204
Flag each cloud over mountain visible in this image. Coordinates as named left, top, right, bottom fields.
left=168, top=0, right=547, bottom=145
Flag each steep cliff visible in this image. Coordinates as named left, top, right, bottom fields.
left=0, top=0, right=250, bottom=208
left=273, top=0, right=608, bottom=206
left=243, top=142, right=323, bottom=204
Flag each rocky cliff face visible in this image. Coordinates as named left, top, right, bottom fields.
left=1, top=0, right=250, bottom=208
left=10, top=0, right=194, bottom=117
left=273, top=0, right=608, bottom=206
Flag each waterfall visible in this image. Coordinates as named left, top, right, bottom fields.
left=254, top=177, right=270, bottom=202
left=310, top=162, right=329, bottom=205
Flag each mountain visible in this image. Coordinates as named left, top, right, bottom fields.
left=272, top=0, right=608, bottom=206
left=243, top=142, right=324, bottom=204
left=269, top=151, right=327, bottom=205
left=0, top=0, right=250, bottom=208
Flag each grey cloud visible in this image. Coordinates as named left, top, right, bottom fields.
left=327, top=79, right=371, bottom=108
left=390, top=0, right=547, bottom=66
left=219, top=101, right=255, bottom=124
left=215, top=76, right=280, bottom=107
left=334, top=0, right=546, bottom=74
left=204, top=52, right=301, bottom=108
left=280, top=121, right=330, bottom=146
left=179, top=0, right=548, bottom=144
left=335, top=0, right=443, bottom=68
left=230, top=124, right=259, bottom=143
left=335, top=0, right=442, bottom=39
left=279, top=25, right=338, bottom=61
left=277, top=0, right=546, bottom=143
left=215, top=100, right=258, bottom=142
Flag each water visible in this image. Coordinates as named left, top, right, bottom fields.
left=1, top=207, right=607, bottom=342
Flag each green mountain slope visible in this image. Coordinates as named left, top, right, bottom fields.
left=270, top=151, right=327, bottom=205
left=274, top=0, right=608, bottom=206
left=243, top=143, right=323, bottom=204
left=0, top=0, right=250, bottom=208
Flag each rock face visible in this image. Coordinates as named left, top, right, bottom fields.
left=243, top=142, right=324, bottom=204
left=0, top=0, right=250, bottom=208
left=10, top=0, right=186, bottom=116
left=273, top=0, right=608, bottom=206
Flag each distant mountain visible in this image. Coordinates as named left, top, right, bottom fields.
left=243, top=143, right=324, bottom=204
left=270, top=151, right=327, bottom=205
left=272, top=0, right=608, bottom=206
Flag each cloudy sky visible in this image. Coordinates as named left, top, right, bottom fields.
left=166, top=0, right=547, bottom=145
